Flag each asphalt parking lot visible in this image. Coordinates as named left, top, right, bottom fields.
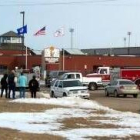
left=41, top=84, right=140, bottom=113
left=89, top=88, right=140, bottom=113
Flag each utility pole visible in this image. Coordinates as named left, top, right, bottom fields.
left=69, top=28, right=74, bottom=49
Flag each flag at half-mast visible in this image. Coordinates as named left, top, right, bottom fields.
left=34, top=26, right=46, bottom=36
left=17, top=25, right=27, bottom=35
left=54, top=27, right=64, bottom=37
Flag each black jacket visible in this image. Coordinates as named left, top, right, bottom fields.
left=1, top=75, right=8, bottom=88
left=8, top=73, right=15, bottom=87
left=29, top=79, right=39, bottom=91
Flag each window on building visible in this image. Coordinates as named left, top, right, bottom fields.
left=0, top=65, right=7, bottom=74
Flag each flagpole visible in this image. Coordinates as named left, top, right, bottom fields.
left=63, top=48, right=65, bottom=70
left=26, top=46, right=27, bottom=70
left=20, top=11, right=24, bottom=57
left=20, top=11, right=28, bottom=70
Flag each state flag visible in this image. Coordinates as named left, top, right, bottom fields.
left=17, top=25, right=27, bottom=35
left=54, top=27, right=64, bottom=37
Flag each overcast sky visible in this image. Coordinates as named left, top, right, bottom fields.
left=0, top=0, right=140, bottom=51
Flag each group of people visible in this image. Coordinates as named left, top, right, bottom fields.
left=0, top=70, right=39, bottom=99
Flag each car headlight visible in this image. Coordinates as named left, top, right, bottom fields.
left=80, top=90, right=88, bottom=93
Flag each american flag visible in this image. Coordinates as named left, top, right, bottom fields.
left=34, top=26, right=46, bottom=36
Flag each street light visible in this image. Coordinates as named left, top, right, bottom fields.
left=20, top=11, right=27, bottom=69
left=69, top=28, right=74, bottom=49
left=127, top=32, right=131, bottom=55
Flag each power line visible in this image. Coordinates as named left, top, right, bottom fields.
left=0, top=0, right=123, bottom=7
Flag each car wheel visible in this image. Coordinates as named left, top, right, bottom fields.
left=51, top=91, right=55, bottom=98
left=114, top=90, right=119, bottom=97
left=63, top=93, right=67, bottom=97
left=133, top=94, right=138, bottom=98
left=88, top=83, right=97, bottom=91
left=105, top=89, right=109, bottom=97
left=123, top=94, right=127, bottom=98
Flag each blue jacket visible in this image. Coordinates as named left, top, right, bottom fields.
left=18, top=75, right=27, bottom=87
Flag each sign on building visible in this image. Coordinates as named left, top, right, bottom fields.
left=44, top=46, right=60, bottom=63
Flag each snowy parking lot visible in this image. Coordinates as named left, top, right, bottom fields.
left=0, top=94, right=140, bottom=139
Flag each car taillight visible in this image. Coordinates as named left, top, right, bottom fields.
left=119, top=86, right=124, bottom=89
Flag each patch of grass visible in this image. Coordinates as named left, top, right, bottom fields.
left=59, top=117, right=120, bottom=129
left=0, top=128, right=64, bottom=140
left=0, top=98, right=60, bottom=112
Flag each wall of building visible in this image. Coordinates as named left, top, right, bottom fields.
left=0, top=55, right=41, bottom=72
left=57, top=55, right=140, bottom=75
left=16, top=55, right=41, bottom=69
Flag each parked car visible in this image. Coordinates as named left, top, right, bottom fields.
left=45, top=70, right=69, bottom=87
left=105, top=79, right=140, bottom=98
left=60, top=72, right=102, bottom=90
left=50, top=79, right=90, bottom=99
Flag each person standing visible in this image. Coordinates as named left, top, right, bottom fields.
left=0, top=74, right=8, bottom=98
left=29, top=75, right=39, bottom=98
left=8, top=70, right=16, bottom=99
left=18, top=72, right=27, bottom=98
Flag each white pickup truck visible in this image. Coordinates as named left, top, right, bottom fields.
left=60, top=72, right=102, bottom=90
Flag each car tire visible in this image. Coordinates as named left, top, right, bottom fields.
left=123, top=94, right=127, bottom=98
left=105, top=89, right=109, bottom=97
left=133, top=94, right=138, bottom=98
left=63, top=93, right=67, bottom=97
left=51, top=91, right=55, bottom=98
left=88, top=83, right=97, bottom=91
left=114, top=90, right=119, bottom=97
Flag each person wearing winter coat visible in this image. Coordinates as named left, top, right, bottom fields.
left=8, top=70, right=16, bottom=99
left=18, top=72, right=27, bottom=98
left=0, top=74, right=8, bottom=98
left=29, top=75, right=39, bottom=98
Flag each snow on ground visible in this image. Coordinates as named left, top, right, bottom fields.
left=0, top=92, right=140, bottom=139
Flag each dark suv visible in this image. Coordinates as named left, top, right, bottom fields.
left=45, top=70, right=69, bottom=87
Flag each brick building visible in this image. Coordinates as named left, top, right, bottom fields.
left=1, top=30, right=140, bottom=76
left=0, top=31, right=41, bottom=73
left=44, top=48, right=140, bottom=76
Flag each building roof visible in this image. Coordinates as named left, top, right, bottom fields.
left=0, top=31, right=21, bottom=37
left=81, top=47, right=140, bottom=56
left=64, top=48, right=85, bottom=55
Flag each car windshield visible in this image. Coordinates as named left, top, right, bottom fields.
left=58, top=71, right=68, bottom=76
left=119, top=80, right=134, bottom=85
left=49, top=71, right=58, bottom=78
left=63, top=80, right=82, bottom=87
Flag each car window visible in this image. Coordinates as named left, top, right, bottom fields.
left=76, top=74, right=80, bottom=79
left=100, top=69, right=107, bottom=74
left=63, top=80, right=82, bottom=87
left=49, top=71, right=58, bottom=78
left=58, top=81, right=63, bottom=88
left=58, top=71, right=68, bottom=76
left=111, top=80, right=118, bottom=85
left=67, top=74, right=75, bottom=79
left=54, top=80, right=59, bottom=87
left=119, top=80, right=134, bottom=85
